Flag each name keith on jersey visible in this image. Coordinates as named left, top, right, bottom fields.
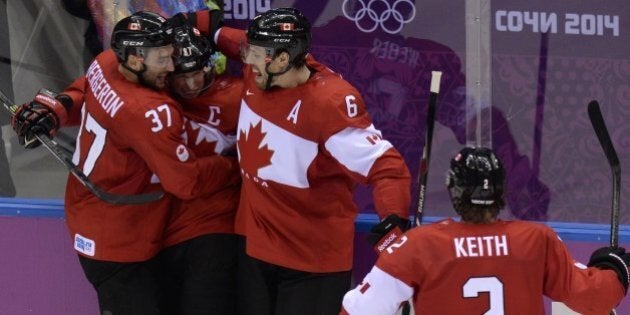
left=454, top=235, right=508, bottom=257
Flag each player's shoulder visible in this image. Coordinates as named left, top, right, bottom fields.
left=306, top=57, right=359, bottom=98
left=209, top=75, right=244, bottom=99
left=304, top=71, right=362, bottom=118
left=506, top=219, right=552, bottom=230
left=405, top=218, right=455, bottom=238
left=500, top=219, right=558, bottom=239
left=94, top=49, right=117, bottom=64
left=213, top=75, right=244, bottom=90
left=117, top=90, right=180, bottom=120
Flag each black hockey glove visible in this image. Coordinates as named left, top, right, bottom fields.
left=168, top=12, right=192, bottom=31
left=367, top=214, right=410, bottom=254
left=178, top=3, right=223, bottom=48
left=588, top=246, right=630, bottom=294
left=11, top=89, right=70, bottom=149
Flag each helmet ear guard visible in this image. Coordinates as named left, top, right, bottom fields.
left=446, top=147, right=505, bottom=209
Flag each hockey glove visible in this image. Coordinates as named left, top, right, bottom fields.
left=11, top=89, right=69, bottom=149
left=588, top=246, right=630, bottom=294
left=168, top=12, right=191, bottom=30
left=367, top=214, right=410, bottom=254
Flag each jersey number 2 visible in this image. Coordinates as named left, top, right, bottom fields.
left=462, top=276, right=505, bottom=315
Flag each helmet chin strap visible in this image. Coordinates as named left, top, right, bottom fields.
left=263, top=62, right=293, bottom=90
left=122, top=62, right=150, bottom=87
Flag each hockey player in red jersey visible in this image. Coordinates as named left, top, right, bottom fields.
left=194, top=7, right=412, bottom=315
left=11, top=11, right=239, bottom=315
left=157, top=23, right=243, bottom=315
left=341, top=146, right=630, bottom=315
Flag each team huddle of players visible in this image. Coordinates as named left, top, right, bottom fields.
left=9, top=5, right=630, bottom=315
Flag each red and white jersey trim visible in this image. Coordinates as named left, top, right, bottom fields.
left=325, top=124, right=392, bottom=177
left=342, top=266, right=413, bottom=315
left=239, top=99, right=318, bottom=188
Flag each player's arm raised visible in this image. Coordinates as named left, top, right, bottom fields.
left=544, top=227, right=627, bottom=313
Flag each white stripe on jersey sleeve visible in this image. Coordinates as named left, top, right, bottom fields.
left=325, top=124, right=393, bottom=177
left=342, top=266, right=413, bottom=315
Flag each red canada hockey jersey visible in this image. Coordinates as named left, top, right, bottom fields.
left=165, top=75, right=243, bottom=246
left=218, top=27, right=412, bottom=272
left=341, top=218, right=625, bottom=314
left=65, top=50, right=238, bottom=262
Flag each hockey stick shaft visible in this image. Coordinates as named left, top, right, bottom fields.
left=532, top=31, right=549, bottom=178
left=414, top=71, right=442, bottom=227
left=587, top=100, right=621, bottom=247
left=0, top=90, right=163, bottom=205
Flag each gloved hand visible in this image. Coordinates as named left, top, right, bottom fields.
left=11, top=89, right=69, bottom=149
left=367, top=214, right=410, bottom=254
left=588, top=246, right=630, bottom=294
left=202, top=1, right=224, bottom=47
left=168, top=12, right=191, bottom=30
left=171, top=5, right=223, bottom=49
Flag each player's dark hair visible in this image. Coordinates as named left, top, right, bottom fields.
left=452, top=200, right=504, bottom=223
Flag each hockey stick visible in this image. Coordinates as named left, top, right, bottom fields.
left=414, top=71, right=443, bottom=227
left=532, top=31, right=549, bottom=178
left=402, top=71, right=442, bottom=315
left=0, top=90, right=164, bottom=205
left=587, top=100, right=621, bottom=248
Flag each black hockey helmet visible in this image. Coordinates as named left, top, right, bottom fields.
left=246, top=7, right=311, bottom=65
left=172, top=25, right=214, bottom=74
left=111, top=11, right=173, bottom=62
left=446, top=147, right=505, bottom=209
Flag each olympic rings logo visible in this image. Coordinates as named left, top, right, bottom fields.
left=342, top=0, right=416, bottom=34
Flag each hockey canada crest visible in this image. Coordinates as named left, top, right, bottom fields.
left=237, top=120, right=274, bottom=183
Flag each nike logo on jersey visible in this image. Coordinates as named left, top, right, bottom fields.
left=246, top=89, right=254, bottom=96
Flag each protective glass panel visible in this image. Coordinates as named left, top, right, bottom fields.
left=1, top=0, right=628, bottom=226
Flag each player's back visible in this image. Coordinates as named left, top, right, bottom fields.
left=73, top=50, right=181, bottom=192
left=65, top=50, right=180, bottom=261
left=386, top=219, right=559, bottom=314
